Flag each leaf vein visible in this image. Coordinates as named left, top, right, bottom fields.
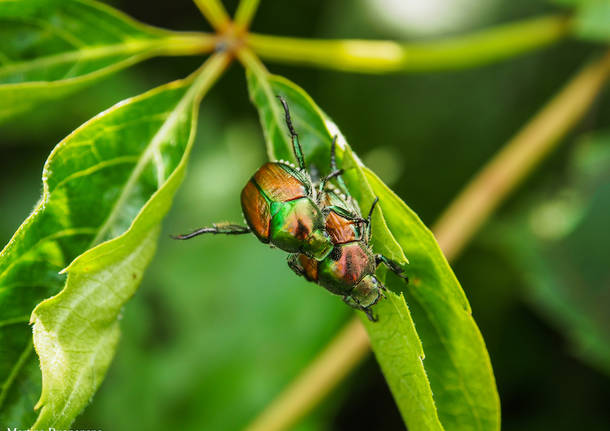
left=49, top=155, right=139, bottom=193
left=89, top=85, right=193, bottom=245
left=0, top=341, right=34, bottom=411
left=0, top=228, right=97, bottom=283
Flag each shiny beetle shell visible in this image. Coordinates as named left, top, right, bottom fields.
left=321, top=189, right=362, bottom=244
left=240, top=162, right=333, bottom=260
left=288, top=186, right=407, bottom=320
left=295, top=242, right=375, bottom=296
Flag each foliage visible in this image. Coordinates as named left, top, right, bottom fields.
left=1, top=0, right=609, bottom=429
left=245, top=69, right=499, bottom=430
left=0, top=0, right=211, bottom=122
left=0, top=50, right=228, bottom=426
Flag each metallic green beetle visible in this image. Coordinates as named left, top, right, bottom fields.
left=173, top=96, right=363, bottom=260
left=288, top=143, right=408, bottom=321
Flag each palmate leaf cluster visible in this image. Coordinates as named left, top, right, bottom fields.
left=1, top=0, right=608, bottom=429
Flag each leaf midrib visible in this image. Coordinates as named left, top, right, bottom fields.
left=0, top=339, right=34, bottom=411
left=0, top=39, right=160, bottom=81
left=386, top=294, right=445, bottom=430
left=89, top=80, right=197, bottom=246
left=0, top=228, right=97, bottom=283
left=364, top=170, right=491, bottom=429
left=248, top=69, right=292, bottom=160
left=410, top=292, right=485, bottom=430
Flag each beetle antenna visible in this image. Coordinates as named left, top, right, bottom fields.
left=317, top=168, right=343, bottom=202
left=367, top=197, right=379, bottom=223
left=330, top=135, right=338, bottom=170
left=330, top=135, right=349, bottom=194
left=366, top=197, right=379, bottom=241
left=277, top=95, right=306, bottom=170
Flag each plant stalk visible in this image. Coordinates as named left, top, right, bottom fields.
left=189, top=52, right=233, bottom=104
left=247, top=15, right=570, bottom=73
left=193, top=0, right=231, bottom=31
left=244, top=48, right=610, bottom=431
left=234, top=0, right=261, bottom=30
left=245, top=319, right=369, bottom=431
left=434, top=49, right=610, bottom=261
left=236, top=47, right=268, bottom=78
left=159, top=32, right=217, bottom=56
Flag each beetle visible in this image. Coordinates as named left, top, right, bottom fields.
left=287, top=142, right=408, bottom=321
left=172, top=96, right=364, bottom=260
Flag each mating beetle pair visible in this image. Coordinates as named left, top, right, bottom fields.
left=173, top=97, right=407, bottom=320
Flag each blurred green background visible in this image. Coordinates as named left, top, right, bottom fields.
left=1, top=0, right=609, bottom=429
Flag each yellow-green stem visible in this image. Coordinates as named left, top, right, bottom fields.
left=244, top=49, right=610, bottom=431
left=247, top=15, right=570, bottom=73
left=245, top=319, right=369, bottom=431
left=434, top=49, right=610, bottom=261
left=236, top=47, right=268, bottom=78
left=234, top=0, right=261, bottom=30
left=189, top=51, right=233, bottom=104
left=193, top=0, right=231, bottom=31
left=237, top=49, right=288, bottom=163
left=158, top=32, right=216, bottom=56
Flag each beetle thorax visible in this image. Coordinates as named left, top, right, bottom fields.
left=269, top=197, right=330, bottom=257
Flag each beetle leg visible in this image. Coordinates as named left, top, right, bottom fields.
left=342, top=295, right=361, bottom=309
left=287, top=254, right=304, bottom=277
left=277, top=95, right=306, bottom=171
left=322, top=205, right=367, bottom=225
left=171, top=223, right=250, bottom=240
left=323, top=205, right=369, bottom=239
left=344, top=295, right=379, bottom=322
left=330, top=135, right=339, bottom=171
left=362, top=307, right=378, bottom=322
left=324, top=204, right=368, bottom=240
left=375, top=254, right=409, bottom=282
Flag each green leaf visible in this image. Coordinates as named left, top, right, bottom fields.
left=245, top=65, right=500, bottom=430
left=0, top=0, right=210, bottom=122
left=76, top=128, right=351, bottom=429
left=363, top=169, right=500, bottom=431
left=493, top=133, right=610, bottom=375
left=0, top=53, right=228, bottom=428
left=554, top=0, right=610, bottom=42
left=360, top=293, right=445, bottom=431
